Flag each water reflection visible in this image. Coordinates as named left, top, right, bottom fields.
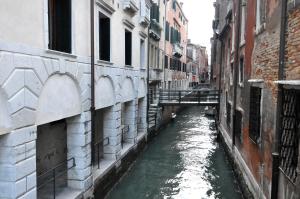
left=107, top=107, right=243, bottom=199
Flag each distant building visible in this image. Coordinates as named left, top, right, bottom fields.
left=164, top=0, right=188, bottom=91
left=187, top=41, right=209, bottom=87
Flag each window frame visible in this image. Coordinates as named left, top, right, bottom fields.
left=98, top=12, right=111, bottom=62
left=125, top=29, right=132, bottom=66
left=45, top=0, right=75, bottom=55
left=239, top=57, right=245, bottom=86
left=249, top=86, right=263, bottom=144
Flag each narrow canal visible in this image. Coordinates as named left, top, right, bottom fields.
left=107, top=107, right=243, bottom=199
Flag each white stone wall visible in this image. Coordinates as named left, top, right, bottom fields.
left=0, top=0, right=149, bottom=198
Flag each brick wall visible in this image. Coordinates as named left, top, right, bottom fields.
left=285, top=8, right=300, bottom=80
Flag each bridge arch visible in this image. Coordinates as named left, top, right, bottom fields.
left=36, top=74, right=82, bottom=125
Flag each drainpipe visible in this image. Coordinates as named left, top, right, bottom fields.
left=147, top=22, right=150, bottom=131
left=232, top=0, right=242, bottom=148
left=271, top=0, right=288, bottom=198
left=90, top=0, right=96, bottom=163
left=217, top=37, right=223, bottom=123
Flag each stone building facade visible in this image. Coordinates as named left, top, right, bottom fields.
left=164, top=0, right=188, bottom=91
left=0, top=0, right=149, bottom=198
left=212, top=0, right=300, bottom=198
left=148, top=0, right=165, bottom=104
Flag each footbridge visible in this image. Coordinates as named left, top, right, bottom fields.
left=158, top=88, right=219, bottom=106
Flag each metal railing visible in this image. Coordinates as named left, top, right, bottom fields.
left=37, top=158, right=76, bottom=199
left=94, top=137, right=110, bottom=169
left=158, top=89, right=219, bottom=105
left=121, top=125, right=130, bottom=148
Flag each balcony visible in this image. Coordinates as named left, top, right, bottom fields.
left=173, top=43, right=183, bottom=58
left=149, top=20, right=161, bottom=41
left=139, top=0, right=151, bottom=26
left=149, top=68, right=163, bottom=82
left=123, top=0, right=139, bottom=14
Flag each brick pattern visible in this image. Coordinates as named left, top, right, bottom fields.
left=285, top=8, right=300, bottom=80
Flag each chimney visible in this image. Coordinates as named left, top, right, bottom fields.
left=180, top=2, right=183, bottom=7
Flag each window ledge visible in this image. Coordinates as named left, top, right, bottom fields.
left=125, top=65, right=134, bottom=68
left=248, top=79, right=264, bottom=88
left=255, top=23, right=266, bottom=36
left=274, top=80, right=300, bottom=89
left=248, top=79, right=264, bottom=83
left=45, top=49, right=77, bottom=59
left=97, top=59, right=113, bottom=66
left=240, top=40, right=246, bottom=48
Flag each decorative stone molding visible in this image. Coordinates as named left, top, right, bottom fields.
left=123, top=19, right=135, bottom=30
left=96, top=0, right=116, bottom=15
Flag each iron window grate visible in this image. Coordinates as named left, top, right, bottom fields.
left=280, top=89, right=300, bottom=183
left=249, top=86, right=261, bottom=143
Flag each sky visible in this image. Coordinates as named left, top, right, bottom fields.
left=182, top=0, right=215, bottom=59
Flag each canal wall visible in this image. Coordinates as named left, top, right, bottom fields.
left=218, top=124, right=260, bottom=199
left=94, top=136, right=147, bottom=199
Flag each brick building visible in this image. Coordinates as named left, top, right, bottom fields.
left=211, top=0, right=300, bottom=198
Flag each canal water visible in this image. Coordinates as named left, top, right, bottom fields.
left=106, top=107, right=243, bottom=199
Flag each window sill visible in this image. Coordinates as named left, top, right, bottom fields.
left=274, top=80, right=300, bottom=89
left=125, top=65, right=134, bottom=68
left=255, top=23, right=266, bottom=36
left=97, top=59, right=113, bottom=66
left=240, top=40, right=245, bottom=48
left=45, top=49, right=77, bottom=59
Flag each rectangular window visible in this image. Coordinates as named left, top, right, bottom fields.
left=239, top=57, right=244, bottom=85
left=165, top=22, right=170, bottom=41
left=240, top=2, right=246, bottom=43
left=172, top=0, right=176, bottom=11
left=226, top=101, right=231, bottom=127
left=235, top=110, right=243, bottom=142
left=280, top=89, right=300, bottom=183
left=99, top=13, right=110, bottom=61
left=230, top=63, right=234, bottom=85
left=48, top=0, right=72, bottom=53
left=249, top=86, right=262, bottom=143
left=125, top=30, right=132, bottom=66
left=256, top=0, right=266, bottom=32
left=140, top=40, right=145, bottom=68
left=164, top=55, right=169, bottom=68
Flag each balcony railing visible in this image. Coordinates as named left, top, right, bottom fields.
left=139, top=0, right=150, bottom=26
left=149, top=20, right=161, bottom=41
left=121, top=125, right=130, bottom=148
left=94, top=137, right=110, bottom=169
left=173, top=43, right=183, bottom=57
left=37, top=158, right=76, bottom=199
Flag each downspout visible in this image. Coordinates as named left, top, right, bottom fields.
left=90, top=0, right=96, bottom=163
left=271, top=0, right=288, bottom=198
left=217, top=36, right=223, bottom=123
left=147, top=22, right=150, bottom=131
left=163, top=0, right=168, bottom=85
left=232, top=0, right=242, bottom=147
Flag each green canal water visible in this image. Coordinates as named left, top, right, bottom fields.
left=106, top=107, right=243, bottom=199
